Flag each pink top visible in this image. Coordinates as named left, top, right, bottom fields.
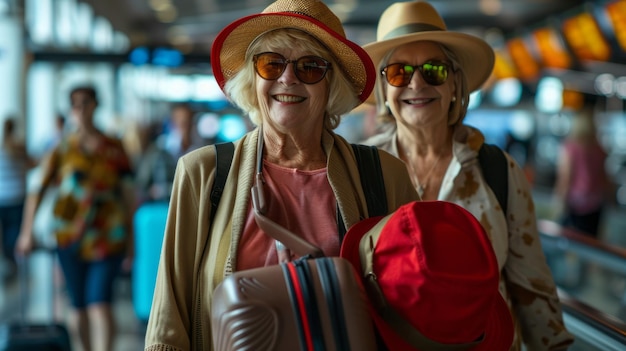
left=236, top=160, right=338, bottom=270
left=563, top=140, right=607, bottom=214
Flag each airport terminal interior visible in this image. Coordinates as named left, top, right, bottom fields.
left=1, top=0, right=626, bottom=350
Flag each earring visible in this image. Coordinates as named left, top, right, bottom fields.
left=451, top=96, right=457, bottom=102
left=385, top=100, right=390, bottom=107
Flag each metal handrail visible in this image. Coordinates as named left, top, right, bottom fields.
left=538, top=219, right=626, bottom=275
left=539, top=219, right=626, bottom=349
left=558, top=290, right=626, bottom=349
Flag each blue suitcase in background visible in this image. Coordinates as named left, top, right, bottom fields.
left=132, top=201, right=169, bottom=322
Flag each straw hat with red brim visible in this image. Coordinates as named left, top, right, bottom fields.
left=362, top=1, right=495, bottom=104
left=340, top=200, right=514, bottom=351
left=211, top=0, right=376, bottom=107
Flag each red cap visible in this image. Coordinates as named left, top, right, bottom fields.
left=340, top=201, right=513, bottom=351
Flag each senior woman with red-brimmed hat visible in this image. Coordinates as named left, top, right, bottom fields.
left=144, top=1, right=418, bottom=350
left=360, top=1, right=574, bottom=350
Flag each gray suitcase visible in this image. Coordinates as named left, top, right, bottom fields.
left=0, top=254, right=72, bottom=351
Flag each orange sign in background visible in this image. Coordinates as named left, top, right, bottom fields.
left=492, top=51, right=518, bottom=79
left=562, top=12, right=611, bottom=61
left=606, top=0, right=626, bottom=52
left=532, top=27, right=572, bottom=69
left=495, top=0, right=626, bottom=85
left=506, top=38, right=541, bottom=81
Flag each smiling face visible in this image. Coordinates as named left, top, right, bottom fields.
left=253, top=33, right=331, bottom=135
left=255, top=48, right=329, bottom=133
left=384, top=41, right=456, bottom=129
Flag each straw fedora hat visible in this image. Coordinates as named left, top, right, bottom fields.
left=211, top=0, right=376, bottom=105
left=363, top=1, right=495, bottom=104
left=340, top=201, right=514, bottom=351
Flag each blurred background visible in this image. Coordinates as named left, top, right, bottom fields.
left=1, top=0, right=626, bottom=350
left=0, top=0, right=623, bottom=193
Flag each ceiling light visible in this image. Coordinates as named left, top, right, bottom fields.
left=479, top=0, right=501, bottom=16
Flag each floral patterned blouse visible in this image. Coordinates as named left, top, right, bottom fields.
left=42, top=134, right=134, bottom=260
left=362, top=124, right=575, bottom=350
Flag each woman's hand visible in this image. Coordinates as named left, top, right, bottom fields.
left=15, top=229, right=35, bottom=257
left=122, top=250, right=134, bottom=273
left=121, top=230, right=135, bottom=273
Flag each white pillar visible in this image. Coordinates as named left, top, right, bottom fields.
left=0, top=12, right=24, bottom=138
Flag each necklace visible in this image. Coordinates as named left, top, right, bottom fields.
left=404, top=152, right=442, bottom=200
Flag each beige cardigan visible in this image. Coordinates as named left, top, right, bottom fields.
left=144, top=128, right=418, bottom=351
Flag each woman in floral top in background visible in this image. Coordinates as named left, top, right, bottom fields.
left=17, top=85, right=135, bottom=351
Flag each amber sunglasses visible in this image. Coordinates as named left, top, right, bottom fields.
left=253, top=52, right=332, bottom=85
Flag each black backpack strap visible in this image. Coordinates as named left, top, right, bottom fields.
left=196, top=142, right=234, bottom=330
left=210, top=142, right=235, bottom=224
left=338, top=144, right=388, bottom=240
left=478, top=143, right=508, bottom=215
left=352, top=144, right=388, bottom=217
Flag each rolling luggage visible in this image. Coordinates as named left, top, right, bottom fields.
left=211, top=256, right=376, bottom=351
left=132, top=201, right=169, bottom=322
left=0, top=254, right=72, bottom=351
left=0, top=323, right=71, bottom=351
left=210, top=144, right=378, bottom=350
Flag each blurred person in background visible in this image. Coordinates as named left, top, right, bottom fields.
left=163, top=103, right=206, bottom=161
left=16, top=85, right=135, bottom=351
left=551, top=102, right=614, bottom=291
left=0, top=117, right=36, bottom=281
left=359, top=1, right=573, bottom=349
left=553, top=102, right=613, bottom=238
left=135, top=103, right=206, bottom=204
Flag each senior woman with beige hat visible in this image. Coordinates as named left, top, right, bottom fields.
left=143, top=0, right=418, bottom=350
left=360, top=1, right=574, bottom=350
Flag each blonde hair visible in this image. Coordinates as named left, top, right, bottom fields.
left=373, top=42, right=470, bottom=126
left=225, top=29, right=359, bottom=129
